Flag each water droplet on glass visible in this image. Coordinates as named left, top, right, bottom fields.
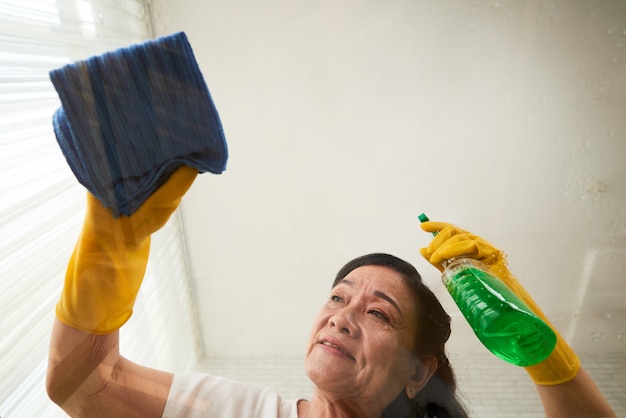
left=589, top=329, right=606, bottom=343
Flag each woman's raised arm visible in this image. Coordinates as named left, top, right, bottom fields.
left=46, top=167, right=197, bottom=417
left=419, top=221, right=616, bottom=418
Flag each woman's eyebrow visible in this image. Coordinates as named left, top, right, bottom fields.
left=373, top=290, right=402, bottom=317
left=338, top=278, right=402, bottom=316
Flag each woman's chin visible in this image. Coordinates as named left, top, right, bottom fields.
left=305, top=349, right=358, bottom=392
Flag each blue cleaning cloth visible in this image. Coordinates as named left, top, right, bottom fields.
left=49, top=32, right=228, bottom=217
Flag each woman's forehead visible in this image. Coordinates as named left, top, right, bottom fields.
left=339, top=266, right=415, bottom=305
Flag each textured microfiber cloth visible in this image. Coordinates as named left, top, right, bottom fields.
left=49, top=32, right=227, bottom=217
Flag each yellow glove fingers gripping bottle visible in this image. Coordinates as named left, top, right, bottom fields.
left=418, top=213, right=557, bottom=367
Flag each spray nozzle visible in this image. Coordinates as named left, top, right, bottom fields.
left=419, top=212, right=452, bottom=268
left=418, top=212, right=438, bottom=237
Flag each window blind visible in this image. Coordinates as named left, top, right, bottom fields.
left=0, top=1, right=203, bottom=416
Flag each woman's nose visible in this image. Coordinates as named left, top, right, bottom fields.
left=330, top=306, right=360, bottom=337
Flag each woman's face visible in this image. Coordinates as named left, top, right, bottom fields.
left=305, top=265, right=420, bottom=410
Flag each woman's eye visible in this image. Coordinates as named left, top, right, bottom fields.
left=330, top=295, right=343, bottom=303
left=368, top=309, right=389, bottom=322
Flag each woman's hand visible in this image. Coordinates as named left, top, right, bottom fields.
left=419, top=220, right=616, bottom=417
left=419, top=220, right=580, bottom=385
left=419, top=221, right=503, bottom=272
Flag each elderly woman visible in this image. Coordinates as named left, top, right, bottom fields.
left=46, top=167, right=615, bottom=418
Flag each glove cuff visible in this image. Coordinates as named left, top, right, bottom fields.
left=489, top=261, right=581, bottom=385
left=55, top=236, right=150, bottom=334
left=524, top=331, right=581, bottom=385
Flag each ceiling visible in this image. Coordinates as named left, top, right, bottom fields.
left=151, top=0, right=626, bottom=358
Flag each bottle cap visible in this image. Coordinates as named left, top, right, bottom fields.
left=418, top=212, right=438, bottom=237
left=417, top=213, right=430, bottom=223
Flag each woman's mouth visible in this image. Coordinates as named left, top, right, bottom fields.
left=318, top=339, right=355, bottom=360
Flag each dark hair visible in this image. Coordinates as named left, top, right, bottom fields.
left=333, top=253, right=469, bottom=418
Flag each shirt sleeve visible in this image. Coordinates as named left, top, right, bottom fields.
left=162, top=372, right=298, bottom=418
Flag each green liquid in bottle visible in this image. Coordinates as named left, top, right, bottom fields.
left=444, top=258, right=557, bottom=366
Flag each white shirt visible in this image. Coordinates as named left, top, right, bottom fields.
left=162, top=372, right=299, bottom=418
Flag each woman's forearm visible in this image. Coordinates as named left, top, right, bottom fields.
left=46, top=319, right=121, bottom=413
left=46, top=318, right=173, bottom=418
left=534, top=367, right=616, bottom=418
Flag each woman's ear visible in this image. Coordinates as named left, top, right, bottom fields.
left=406, top=357, right=438, bottom=399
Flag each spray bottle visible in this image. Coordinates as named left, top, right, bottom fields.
left=418, top=213, right=556, bottom=366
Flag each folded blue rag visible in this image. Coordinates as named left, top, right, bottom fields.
left=50, top=32, right=228, bottom=217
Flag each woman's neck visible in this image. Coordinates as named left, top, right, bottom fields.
left=297, top=390, right=382, bottom=418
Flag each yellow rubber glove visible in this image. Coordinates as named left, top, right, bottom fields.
left=419, top=221, right=580, bottom=386
left=56, top=166, right=198, bottom=334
